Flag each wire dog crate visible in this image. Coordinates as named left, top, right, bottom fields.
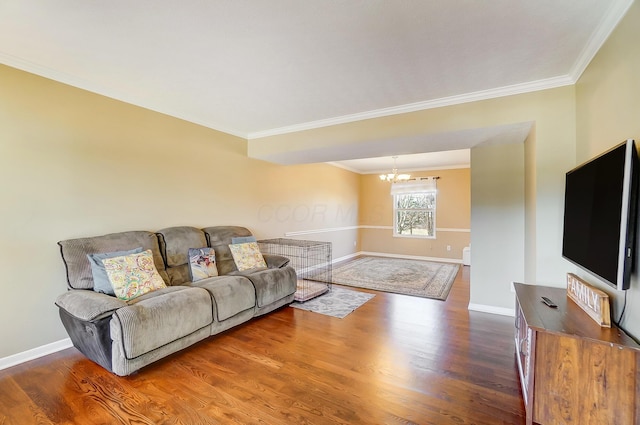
left=258, top=238, right=332, bottom=302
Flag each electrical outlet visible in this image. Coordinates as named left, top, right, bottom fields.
left=447, top=245, right=451, bottom=251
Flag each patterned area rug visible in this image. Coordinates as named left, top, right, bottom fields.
left=290, top=287, right=375, bottom=319
left=330, top=256, right=459, bottom=300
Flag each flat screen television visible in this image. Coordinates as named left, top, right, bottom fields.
left=562, top=139, right=639, bottom=291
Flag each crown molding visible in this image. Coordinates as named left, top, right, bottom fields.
left=0, top=44, right=601, bottom=142
left=568, top=0, right=634, bottom=82
left=1, top=48, right=576, bottom=142
left=250, top=0, right=633, bottom=145
left=4, top=0, right=631, bottom=144
left=247, top=75, right=575, bottom=140
left=0, top=52, right=248, bottom=139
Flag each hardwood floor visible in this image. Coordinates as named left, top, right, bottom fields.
left=0, top=266, right=526, bottom=424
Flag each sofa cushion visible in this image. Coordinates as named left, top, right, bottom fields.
left=125, top=285, right=193, bottom=305
left=88, top=247, right=143, bottom=295
left=239, top=267, right=297, bottom=308
left=202, top=226, right=253, bottom=275
left=111, top=286, right=212, bottom=359
left=156, top=226, right=207, bottom=267
left=156, top=226, right=209, bottom=285
left=58, top=231, right=168, bottom=290
left=188, top=247, right=218, bottom=282
left=191, top=276, right=256, bottom=321
left=229, top=242, right=267, bottom=271
left=56, top=290, right=127, bottom=321
left=103, top=250, right=167, bottom=300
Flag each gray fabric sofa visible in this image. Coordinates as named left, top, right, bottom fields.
left=56, top=226, right=297, bottom=376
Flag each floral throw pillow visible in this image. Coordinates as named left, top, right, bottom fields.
left=87, top=247, right=143, bottom=296
left=229, top=242, right=267, bottom=271
left=188, top=247, right=219, bottom=282
left=102, top=249, right=167, bottom=300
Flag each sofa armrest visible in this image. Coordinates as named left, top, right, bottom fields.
left=262, top=254, right=290, bottom=269
left=56, top=289, right=126, bottom=321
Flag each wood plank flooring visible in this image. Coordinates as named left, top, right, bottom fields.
left=0, top=266, right=526, bottom=424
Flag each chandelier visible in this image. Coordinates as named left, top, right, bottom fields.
left=379, top=156, right=411, bottom=182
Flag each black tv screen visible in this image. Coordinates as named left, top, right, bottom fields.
left=562, top=139, right=638, bottom=291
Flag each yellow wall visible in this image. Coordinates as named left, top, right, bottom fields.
left=0, top=64, right=360, bottom=358
left=575, top=1, right=640, bottom=339
left=359, top=168, right=470, bottom=260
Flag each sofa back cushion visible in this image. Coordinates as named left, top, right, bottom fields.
left=156, top=226, right=208, bottom=285
left=202, top=226, right=253, bottom=275
left=58, top=231, right=169, bottom=290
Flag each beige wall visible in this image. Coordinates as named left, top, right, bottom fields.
left=575, top=1, right=640, bottom=339
left=471, top=142, right=525, bottom=309
left=0, top=64, right=580, bottom=359
left=0, top=64, right=360, bottom=358
left=524, top=129, right=537, bottom=283
left=359, top=168, right=470, bottom=260
left=6, top=1, right=638, bottom=358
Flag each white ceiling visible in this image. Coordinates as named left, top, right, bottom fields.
left=0, top=1, right=633, bottom=170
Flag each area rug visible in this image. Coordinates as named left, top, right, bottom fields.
left=329, top=256, right=459, bottom=300
left=290, top=287, right=375, bottom=318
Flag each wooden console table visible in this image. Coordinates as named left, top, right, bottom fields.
left=513, top=282, right=640, bottom=425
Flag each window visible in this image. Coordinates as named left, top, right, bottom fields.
left=391, top=178, right=438, bottom=238
left=394, top=192, right=436, bottom=238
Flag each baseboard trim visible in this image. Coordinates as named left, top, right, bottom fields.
left=468, top=303, right=515, bottom=317
left=331, top=252, right=361, bottom=264
left=0, top=338, right=73, bottom=371
left=359, top=251, right=463, bottom=264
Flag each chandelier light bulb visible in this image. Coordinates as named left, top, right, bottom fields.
left=379, top=156, right=410, bottom=183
